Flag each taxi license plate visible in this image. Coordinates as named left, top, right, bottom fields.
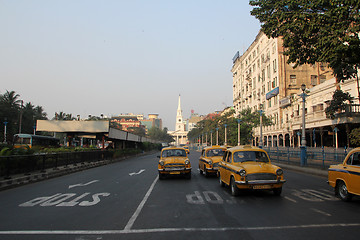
left=170, top=171, right=180, bottom=175
left=253, top=185, right=271, bottom=189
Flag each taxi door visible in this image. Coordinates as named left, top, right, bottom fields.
left=345, top=152, right=360, bottom=194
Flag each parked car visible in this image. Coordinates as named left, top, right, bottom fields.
left=218, top=145, right=286, bottom=196
left=328, top=147, right=360, bottom=201
left=158, top=146, right=191, bottom=179
left=199, top=146, right=226, bottom=177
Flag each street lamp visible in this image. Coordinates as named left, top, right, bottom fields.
left=18, top=100, right=23, bottom=134
left=259, top=109, right=264, bottom=148
left=333, top=127, right=339, bottom=149
left=216, top=127, right=219, bottom=145
left=224, top=124, right=228, bottom=146
left=300, top=83, right=307, bottom=166
left=210, top=130, right=213, bottom=146
left=237, top=119, right=242, bottom=146
left=3, top=118, right=8, bottom=143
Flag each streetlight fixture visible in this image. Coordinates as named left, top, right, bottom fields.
left=237, top=119, right=242, bottom=146
left=300, top=83, right=307, bottom=166
left=224, top=124, right=228, bottom=146
left=18, top=100, right=23, bottom=134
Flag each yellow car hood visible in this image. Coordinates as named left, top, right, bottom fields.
left=207, top=156, right=223, bottom=163
left=162, top=157, right=187, bottom=163
left=235, top=162, right=279, bottom=174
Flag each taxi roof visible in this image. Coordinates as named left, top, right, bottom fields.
left=203, top=145, right=227, bottom=150
left=162, top=146, right=186, bottom=151
left=226, top=145, right=266, bottom=152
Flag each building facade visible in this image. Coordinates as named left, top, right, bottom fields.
left=231, top=31, right=360, bottom=148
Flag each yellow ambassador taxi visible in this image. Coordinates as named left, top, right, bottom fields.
left=199, top=146, right=227, bottom=177
left=328, top=147, right=360, bottom=201
left=158, top=146, right=192, bottom=179
left=218, top=145, right=286, bottom=196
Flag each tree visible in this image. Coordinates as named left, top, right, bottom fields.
left=188, top=108, right=273, bottom=146
left=349, top=128, right=360, bottom=146
left=325, top=89, right=354, bottom=119
left=249, top=1, right=360, bottom=82
left=0, top=91, right=22, bottom=141
left=148, top=127, right=174, bottom=143
left=53, top=112, right=76, bottom=120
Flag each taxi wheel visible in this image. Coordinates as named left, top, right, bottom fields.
left=199, top=165, right=203, bottom=175
left=159, top=173, right=165, bottom=180
left=273, top=187, right=282, bottom=196
left=230, top=177, right=240, bottom=196
left=204, top=169, right=209, bottom=178
left=219, top=174, right=225, bottom=187
left=337, top=181, right=353, bottom=201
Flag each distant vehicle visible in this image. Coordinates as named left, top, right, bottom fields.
left=13, top=134, right=60, bottom=149
left=328, top=147, right=360, bottom=201
left=218, top=145, right=285, bottom=196
left=161, top=143, right=169, bottom=149
left=158, top=146, right=191, bottom=179
left=199, top=145, right=226, bottom=177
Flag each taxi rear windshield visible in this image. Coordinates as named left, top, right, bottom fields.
left=162, top=149, right=187, bottom=157
left=233, top=151, right=269, bottom=163
left=206, top=149, right=225, bottom=157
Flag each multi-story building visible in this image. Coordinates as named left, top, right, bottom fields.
left=141, top=114, right=162, bottom=133
left=187, top=110, right=204, bottom=132
left=231, top=31, right=344, bottom=147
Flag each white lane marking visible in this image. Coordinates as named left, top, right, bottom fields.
left=68, top=180, right=99, bottom=189
left=284, top=196, right=297, bottom=203
left=124, top=176, right=158, bottom=230
left=129, top=169, right=145, bottom=176
left=1, top=223, right=360, bottom=235
left=311, top=208, right=332, bottom=217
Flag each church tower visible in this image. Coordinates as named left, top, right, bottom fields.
left=175, top=95, right=185, bottom=131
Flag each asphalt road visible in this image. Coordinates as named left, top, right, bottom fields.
left=0, top=151, right=359, bottom=240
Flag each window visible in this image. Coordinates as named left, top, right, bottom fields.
left=272, top=77, right=277, bottom=88
left=273, top=59, right=277, bottom=73
left=290, top=75, right=297, bottom=85
left=311, top=75, right=317, bottom=85
left=262, top=69, right=265, bottom=82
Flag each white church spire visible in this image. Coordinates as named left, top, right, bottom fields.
left=175, top=94, right=185, bottom=131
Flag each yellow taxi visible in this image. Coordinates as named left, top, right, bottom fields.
left=199, top=146, right=227, bottom=177
left=182, top=145, right=190, bottom=154
left=218, top=145, right=285, bottom=196
left=158, top=146, right=192, bottom=179
left=328, top=147, right=360, bottom=201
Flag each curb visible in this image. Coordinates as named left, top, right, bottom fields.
left=276, top=163, right=328, bottom=178
left=0, top=151, right=157, bottom=191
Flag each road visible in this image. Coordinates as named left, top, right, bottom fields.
left=0, top=151, right=359, bottom=240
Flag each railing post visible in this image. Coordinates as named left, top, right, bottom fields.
left=322, top=146, right=325, bottom=168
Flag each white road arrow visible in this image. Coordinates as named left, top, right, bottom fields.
left=129, top=169, right=145, bottom=176
left=68, top=180, right=99, bottom=189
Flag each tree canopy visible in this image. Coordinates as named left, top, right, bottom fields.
left=0, top=90, right=48, bottom=142
left=188, top=108, right=272, bottom=146
left=249, top=0, right=360, bottom=82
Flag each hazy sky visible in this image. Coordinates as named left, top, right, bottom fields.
left=0, top=0, right=261, bottom=130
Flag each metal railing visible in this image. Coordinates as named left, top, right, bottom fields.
left=0, top=150, right=114, bottom=178
left=264, top=146, right=349, bottom=169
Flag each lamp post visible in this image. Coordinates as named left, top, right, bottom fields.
left=224, top=124, right=228, bottom=146
left=18, top=100, right=23, bottom=134
left=3, top=118, right=8, bottom=143
left=300, top=83, right=307, bottom=166
left=237, top=119, right=242, bottom=146
left=334, top=127, right=339, bottom=149
left=210, top=130, right=213, bottom=146
left=205, top=132, right=208, bottom=146
left=216, top=127, right=219, bottom=145
left=259, top=109, right=263, bottom=148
